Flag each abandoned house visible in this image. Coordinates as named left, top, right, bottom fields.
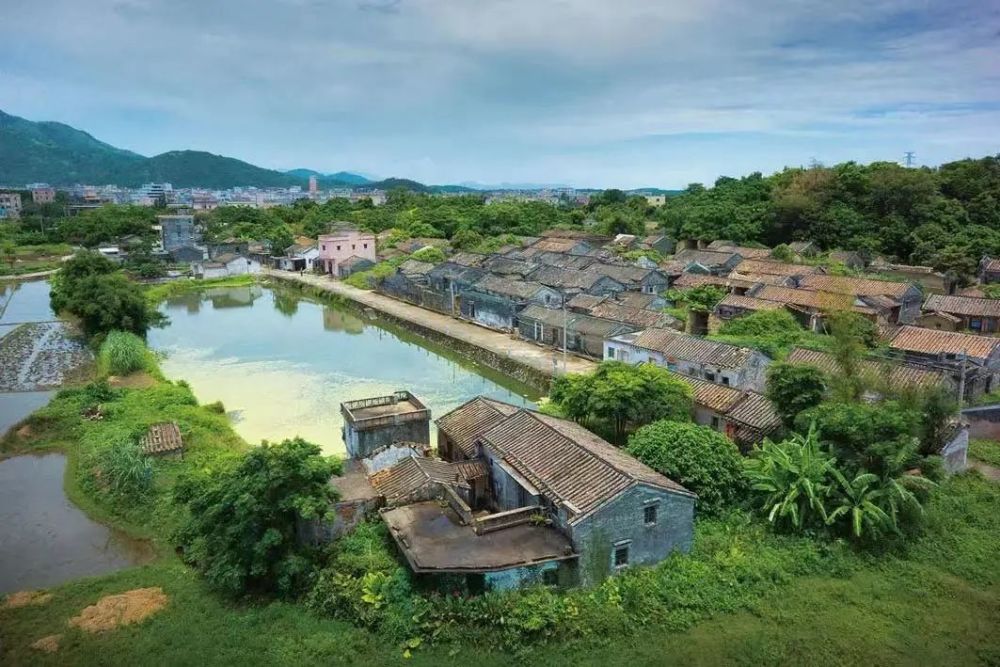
left=888, top=326, right=1000, bottom=400
left=921, top=294, right=1000, bottom=334
left=340, top=391, right=432, bottom=458
left=604, top=327, right=771, bottom=391
left=518, top=304, right=637, bottom=358
left=676, top=375, right=782, bottom=449
left=459, top=275, right=563, bottom=330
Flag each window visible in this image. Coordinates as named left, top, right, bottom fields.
left=614, top=545, right=629, bottom=568
left=542, top=568, right=559, bottom=586
left=711, top=416, right=720, bottom=429
left=321, top=244, right=326, bottom=251
left=336, top=245, right=341, bottom=251
left=721, top=376, right=731, bottom=386
left=363, top=243, right=368, bottom=249
left=352, top=244, right=356, bottom=250
left=644, top=505, right=657, bottom=525
left=705, top=371, right=716, bottom=382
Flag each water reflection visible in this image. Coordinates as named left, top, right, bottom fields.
left=149, top=285, right=539, bottom=455
left=0, top=454, right=155, bottom=594
left=0, top=278, right=54, bottom=324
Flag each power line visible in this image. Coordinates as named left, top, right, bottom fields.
left=903, top=151, right=916, bottom=168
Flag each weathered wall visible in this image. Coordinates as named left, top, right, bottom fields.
left=568, top=485, right=695, bottom=586
left=297, top=496, right=380, bottom=545
left=484, top=560, right=561, bottom=591
left=344, top=418, right=430, bottom=459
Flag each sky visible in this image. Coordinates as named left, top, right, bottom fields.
left=1, top=0, right=999, bottom=189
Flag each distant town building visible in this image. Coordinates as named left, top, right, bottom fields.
left=0, top=192, right=22, bottom=219
left=308, top=175, right=318, bottom=196
left=30, top=186, right=56, bottom=204
left=645, top=195, right=667, bottom=207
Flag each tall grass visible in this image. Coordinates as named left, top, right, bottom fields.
left=99, top=330, right=149, bottom=376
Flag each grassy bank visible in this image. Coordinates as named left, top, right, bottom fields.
left=1, top=473, right=997, bottom=666
left=144, top=274, right=258, bottom=303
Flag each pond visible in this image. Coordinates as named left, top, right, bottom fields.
left=148, top=284, right=540, bottom=455
left=0, top=454, right=155, bottom=594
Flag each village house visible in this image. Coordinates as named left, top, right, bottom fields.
left=482, top=255, right=537, bottom=278
left=676, top=375, right=781, bottom=449
left=588, top=264, right=670, bottom=294
left=869, top=260, right=953, bottom=294
left=539, top=228, right=612, bottom=246
left=318, top=227, right=377, bottom=275
left=523, top=237, right=593, bottom=256
left=979, top=257, right=1000, bottom=284
left=527, top=265, right=627, bottom=298
left=827, top=250, right=866, bottom=270
left=797, top=274, right=922, bottom=323
left=170, top=245, right=207, bottom=263
left=642, top=234, right=676, bottom=256
left=786, top=346, right=953, bottom=397
left=340, top=391, right=432, bottom=458
left=460, top=275, right=563, bottom=330
left=192, top=253, right=261, bottom=279
left=664, top=249, right=743, bottom=277
left=448, top=252, right=488, bottom=268
left=528, top=251, right=597, bottom=271
left=427, top=262, right=487, bottom=297
left=921, top=294, right=1000, bottom=334
left=705, top=240, right=772, bottom=260
left=274, top=242, right=321, bottom=272
left=713, top=293, right=786, bottom=324
left=207, top=238, right=250, bottom=258
left=604, top=327, right=770, bottom=391
left=518, top=304, right=636, bottom=358
left=888, top=326, right=1000, bottom=400
left=732, top=258, right=820, bottom=282
left=337, top=255, right=376, bottom=278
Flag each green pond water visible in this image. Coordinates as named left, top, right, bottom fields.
left=148, top=284, right=540, bottom=455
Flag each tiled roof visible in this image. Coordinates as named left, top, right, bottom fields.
left=705, top=241, right=772, bottom=259
left=530, top=251, right=596, bottom=270
left=588, top=263, right=663, bottom=285
left=483, top=256, right=535, bottom=276
left=786, top=346, right=947, bottom=390
left=480, top=410, right=692, bottom=521
left=716, top=294, right=785, bottom=312
left=677, top=375, right=744, bottom=412
left=673, top=248, right=741, bottom=267
left=753, top=285, right=855, bottom=310
left=734, top=259, right=818, bottom=277
left=473, top=275, right=549, bottom=300
left=369, top=456, right=484, bottom=503
left=436, top=396, right=520, bottom=458
left=140, top=422, right=183, bottom=456
left=397, top=259, right=435, bottom=276
left=615, top=292, right=661, bottom=309
left=982, top=257, right=1000, bottom=273
left=725, top=392, right=782, bottom=434
left=540, top=229, right=610, bottom=243
left=924, top=294, right=1000, bottom=318
left=726, top=271, right=795, bottom=287
left=889, top=326, right=1000, bottom=361
left=519, top=304, right=635, bottom=336
left=632, top=328, right=761, bottom=368
left=529, top=238, right=589, bottom=254
left=528, top=265, right=621, bottom=290
left=341, top=255, right=373, bottom=269
left=671, top=273, right=733, bottom=289
left=566, top=293, right=607, bottom=311
left=589, top=302, right=679, bottom=329
left=789, top=241, right=815, bottom=253
left=798, top=274, right=913, bottom=299
left=449, top=252, right=487, bottom=267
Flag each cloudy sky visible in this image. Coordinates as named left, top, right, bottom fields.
left=2, top=0, right=998, bottom=188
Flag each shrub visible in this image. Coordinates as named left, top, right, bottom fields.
left=87, top=434, right=154, bottom=501
left=98, top=330, right=149, bottom=376
left=173, top=437, right=342, bottom=598
left=410, top=246, right=446, bottom=264
left=204, top=400, right=226, bottom=414
left=765, top=362, right=827, bottom=426
left=627, top=420, right=746, bottom=515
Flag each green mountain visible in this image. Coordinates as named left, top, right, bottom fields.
left=0, top=110, right=374, bottom=190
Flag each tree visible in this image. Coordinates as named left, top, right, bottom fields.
left=550, top=361, right=692, bottom=443
left=173, top=438, right=341, bottom=598
left=627, top=420, right=746, bottom=515
left=450, top=229, right=483, bottom=251
left=766, top=362, right=827, bottom=427
left=770, top=243, right=795, bottom=262
left=2, top=241, right=15, bottom=269
left=744, top=425, right=837, bottom=532
left=683, top=284, right=727, bottom=313
left=50, top=251, right=164, bottom=338
left=267, top=227, right=295, bottom=256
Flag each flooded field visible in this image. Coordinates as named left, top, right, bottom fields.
left=0, top=454, right=155, bottom=594
left=149, top=284, right=540, bottom=455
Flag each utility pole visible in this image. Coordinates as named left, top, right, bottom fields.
left=449, top=281, right=456, bottom=317
left=904, top=151, right=916, bottom=168
left=958, top=350, right=968, bottom=409
left=562, top=301, right=568, bottom=373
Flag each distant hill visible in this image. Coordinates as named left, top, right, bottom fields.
left=0, top=110, right=369, bottom=189
left=286, top=169, right=372, bottom=186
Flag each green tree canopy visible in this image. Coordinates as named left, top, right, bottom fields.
left=173, top=437, right=341, bottom=598
left=627, top=420, right=746, bottom=515
left=550, top=361, right=692, bottom=443
left=766, top=362, right=828, bottom=427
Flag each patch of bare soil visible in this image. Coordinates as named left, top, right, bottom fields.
left=30, top=634, right=62, bottom=653
left=3, top=590, right=53, bottom=609
left=68, top=587, right=168, bottom=633
left=107, top=372, right=157, bottom=390
left=15, top=424, right=33, bottom=439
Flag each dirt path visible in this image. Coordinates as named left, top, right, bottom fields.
left=969, top=459, right=1000, bottom=482
left=265, top=269, right=597, bottom=378
left=0, top=269, right=60, bottom=282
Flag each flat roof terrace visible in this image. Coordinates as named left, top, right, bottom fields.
left=382, top=501, right=576, bottom=573
left=341, top=391, right=430, bottom=431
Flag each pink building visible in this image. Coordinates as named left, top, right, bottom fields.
left=318, top=228, right=377, bottom=275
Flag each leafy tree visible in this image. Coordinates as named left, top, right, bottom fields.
left=744, top=425, right=836, bottom=532
left=410, top=246, right=446, bottom=264
left=50, top=251, right=164, bottom=337
left=766, top=362, right=827, bottom=426
left=627, top=420, right=746, bottom=514
left=2, top=241, right=15, bottom=269
left=450, top=229, right=483, bottom=251
left=173, top=437, right=341, bottom=598
left=712, top=309, right=810, bottom=358
left=683, top=284, right=727, bottom=313
left=550, top=361, right=692, bottom=443
left=770, top=243, right=795, bottom=262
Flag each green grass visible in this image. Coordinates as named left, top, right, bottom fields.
left=98, top=331, right=154, bottom=376
left=970, top=439, right=1000, bottom=467
left=1, top=475, right=997, bottom=666
left=144, top=274, right=258, bottom=303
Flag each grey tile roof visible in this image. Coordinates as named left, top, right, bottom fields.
left=436, top=396, right=520, bottom=458
left=632, top=328, right=762, bottom=368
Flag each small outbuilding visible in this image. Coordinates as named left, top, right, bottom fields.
left=140, top=422, right=184, bottom=459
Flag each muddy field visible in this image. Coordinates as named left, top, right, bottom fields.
left=0, top=322, right=92, bottom=392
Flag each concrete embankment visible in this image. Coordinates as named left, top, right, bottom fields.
left=264, top=269, right=596, bottom=390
